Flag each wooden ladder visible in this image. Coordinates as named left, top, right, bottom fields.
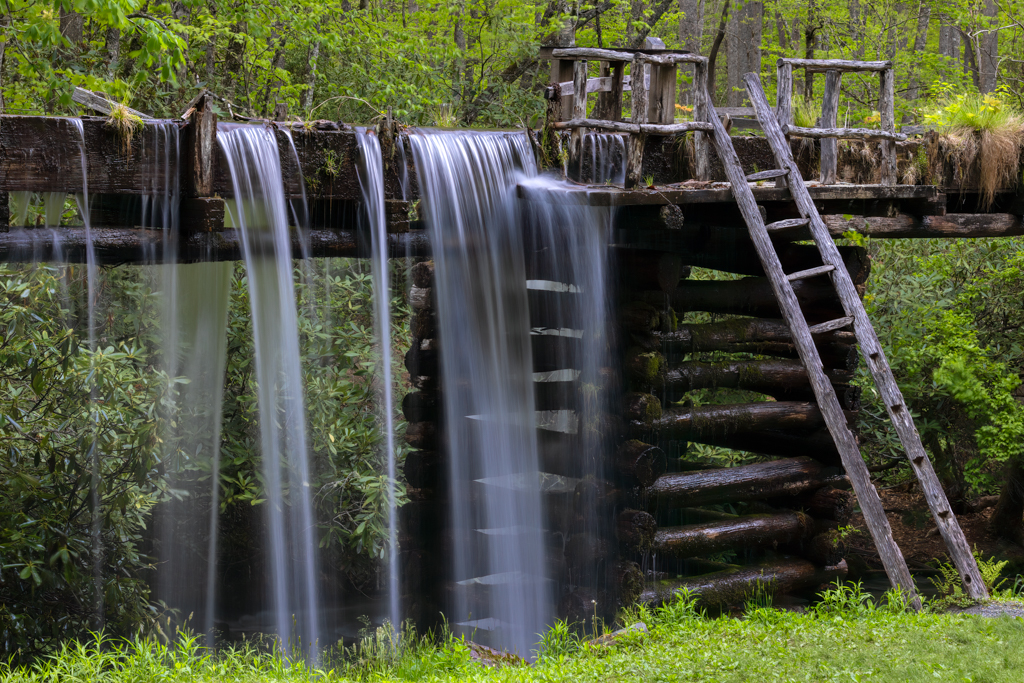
left=699, top=72, right=988, bottom=606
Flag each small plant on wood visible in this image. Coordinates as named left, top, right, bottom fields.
left=105, top=97, right=145, bottom=157
left=643, top=174, right=655, bottom=189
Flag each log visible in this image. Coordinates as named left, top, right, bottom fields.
left=641, top=402, right=828, bottom=441
left=616, top=440, right=667, bottom=487
left=552, top=118, right=712, bottom=135
left=405, top=422, right=437, bottom=450
left=409, top=286, right=433, bottom=311
left=662, top=359, right=856, bottom=404
left=71, top=87, right=153, bottom=119
left=640, top=557, right=848, bottom=607
left=411, top=309, right=436, bottom=339
left=404, top=450, right=442, bottom=489
left=0, top=227, right=430, bottom=264
left=653, top=511, right=814, bottom=558
left=659, top=318, right=858, bottom=369
left=405, top=342, right=437, bottom=377
left=617, top=248, right=689, bottom=293
left=783, top=486, right=855, bottom=525
left=532, top=334, right=581, bottom=372
left=402, top=391, right=438, bottom=422
left=411, top=260, right=434, bottom=288
left=535, top=379, right=577, bottom=411
left=624, top=392, right=663, bottom=425
left=624, top=347, right=666, bottom=389
left=824, top=213, right=1024, bottom=239
left=658, top=277, right=855, bottom=323
left=686, top=428, right=842, bottom=465
left=819, top=71, right=841, bottom=185
left=792, top=531, right=847, bottom=567
left=777, top=57, right=891, bottom=72
left=617, top=509, right=657, bottom=549
left=620, top=301, right=662, bottom=333
left=648, top=456, right=843, bottom=508
left=783, top=124, right=906, bottom=142
left=183, top=92, right=217, bottom=198
left=625, top=53, right=648, bottom=189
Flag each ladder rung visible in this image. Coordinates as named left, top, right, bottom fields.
left=786, top=264, right=835, bottom=282
left=765, top=218, right=810, bottom=233
left=808, top=316, right=855, bottom=335
left=746, top=168, right=790, bottom=182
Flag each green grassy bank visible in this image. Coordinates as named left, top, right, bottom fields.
left=3, top=587, right=1024, bottom=683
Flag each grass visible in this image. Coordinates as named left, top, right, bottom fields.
left=105, top=99, right=145, bottom=156
left=3, top=585, right=1024, bottom=683
left=922, top=87, right=1024, bottom=208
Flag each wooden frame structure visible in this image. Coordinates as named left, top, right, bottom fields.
left=776, top=58, right=905, bottom=186
left=543, top=47, right=713, bottom=186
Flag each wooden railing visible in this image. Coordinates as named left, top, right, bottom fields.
left=543, top=47, right=713, bottom=188
left=775, top=58, right=906, bottom=186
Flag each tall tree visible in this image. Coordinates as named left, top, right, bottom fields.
left=726, top=0, right=763, bottom=106
left=678, top=0, right=706, bottom=103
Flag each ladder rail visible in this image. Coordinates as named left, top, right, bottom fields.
left=741, top=72, right=988, bottom=600
left=700, top=85, right=922, bottom=606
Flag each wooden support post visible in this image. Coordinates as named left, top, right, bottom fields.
left=594, top=61, right=611, bottom=120
left=626, top=55, right=648, bottom=189
left=819, top=71, right=841, bottom=185
left=692, top=61, right=711, bottom=180
left=0, top=194, right=8, bottom=233
left=183, top=92, right=218, bottom=198
left=775, top=61, right=793, bottom=189
left=879, top=68, right=897, bottom=186
left=569, top=59, right=589, bottom=181
left=608, top=61, right=625, bottom=122
left=550, top=58, right=575, bottom=122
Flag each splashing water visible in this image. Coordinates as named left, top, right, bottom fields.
left=354, top=128, right=401, bottom=635
left=218, top=123, right=320, bottom=655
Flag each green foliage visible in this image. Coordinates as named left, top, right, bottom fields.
left=923, top=85, right=1024, bottom=133
left=6, top=588, right=1024, bottom=682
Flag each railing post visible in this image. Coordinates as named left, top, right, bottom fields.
left=776, top=60, right=793, bottom=127
left=550, top=58, right=575, bottom=122
left=569, top=59, right=589, bottom=181
left=819, top=70, right=841, bottom=184
left=608, top=61, right=625, bottom=122
left=626, top=54, right=648, bottom=189
left=693, top=60, right=711, bottom=180
left=649, top=64, right=678, bottom=124
left=879, top=66, right=897, bottom=186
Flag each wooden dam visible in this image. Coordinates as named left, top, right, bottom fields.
left=3, top=47, right=1022, bottom=631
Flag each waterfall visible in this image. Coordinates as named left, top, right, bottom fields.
left=355, top=128, right=401, bottom=634
left=218, top=123, right=320, bottom=655
left=583, top=133, right=626, bottom=185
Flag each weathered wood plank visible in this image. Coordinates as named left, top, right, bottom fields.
left=550, top=118, right=712, bottom=134
left=784, top=124, right=906, bottom=142
left=692, top=61, right=712, bottom=180
left=626, top=54, right=649, bottom=189
left=568, top=59, right=589, bottom=179
left=745, top=71, right=986, bottom=600
left=71, top=87, right=152, bottom=119
left=824, top=213, right=1024, bottom=238
left=820, top=71, right=842, bottom=184
left=778, top=58, right=892, bottom=72
left=879, top=68, right=898, bottom=185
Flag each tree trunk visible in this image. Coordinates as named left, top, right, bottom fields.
left=849, top=0, right=864, bottom=60
left=905, top=2, right=932, bottom=100
left=654, top=511, right=815, bottom=558
left=990, top=458, right=1024, bottom=544
left=60, top=9, right=84, bottom=49
left=678, top=0, right=706, bottom=104
left=804, top=0, right=816, bottom=100
left=640, top=557, right=847, bottom=606
left=707, top=0, right=731, bottom=104
left=978, top=0, right=999, bottom=93
left=302, top=38, right=321, bottom=111
left=939, top=16, right=961, bottom=60
left=726, top=0, right=763, bottom=106
left=648, top=456, right=843, bottom=508
left=0, top=13, right=9, bottom=113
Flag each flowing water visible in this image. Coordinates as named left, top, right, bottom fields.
left=409, top=129, right=615, bottom=656
left=218, top=123, right=320, bottom=654
left=355, top=128, right=401, bottom=634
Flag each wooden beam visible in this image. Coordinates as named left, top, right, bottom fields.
left=71, top=87, right=153, bottom=119
left=783, top=124, right=907, bottom=142
left=819, top=71, right=841, bottom=185
left=778, top=58, right=892, bottom=72
left=824, top=213, right=1024, bottom=238
left=625, top=54, right=648, bottom=189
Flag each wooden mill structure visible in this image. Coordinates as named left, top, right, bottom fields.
left=2, top=46, right=1022, bottom=629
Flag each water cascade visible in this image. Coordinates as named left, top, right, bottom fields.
left=409, top=129, right=615, bottom=656
left=218, top=123, right=321, bottom=654
left=355, top=127, right=401, bottom=633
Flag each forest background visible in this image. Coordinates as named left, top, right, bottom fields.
left=2, top=0, right=1024, bottom=660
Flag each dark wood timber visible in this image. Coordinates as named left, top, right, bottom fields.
left=744, top=73, right=985, bottom=600
left=404, top=450, right=442, bottom=489
left=795, top=531, right=847, bottom=566
left=183, top=93, right=217, bottom=198
left=625, top=53, right=648, bottom=189
left=180, top=197, right=225, bottom=232
left=778, top=57, right=891, bottom=72
left=0, top=227, right=428, bottom=263
left=617, top=248, right=687, bottom=292
left=624, top=392, right=663, bottom=426
left=641, top=401, right=828, bottom=440
left=824, top=213, right=1024, bottom=239
left=411, top=260, right=434, bottom=287
left=620, top=300, right=663, bottom=333
left=658, top=318, right=858, bottom=369
left=648, top=456, right=843, bottom=508
left=616, top=440, right=667, bottom=487
left=662, top=359, right=855, bottom=403
left=656, top=275, right=861, bottom=322
left=641, top=557, right=847, bottom=607
left=617, top=509, right=657, bottom=548
left=653, top=511, right=814, bottom=558
left=779, top=485, right=856, bottom=524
